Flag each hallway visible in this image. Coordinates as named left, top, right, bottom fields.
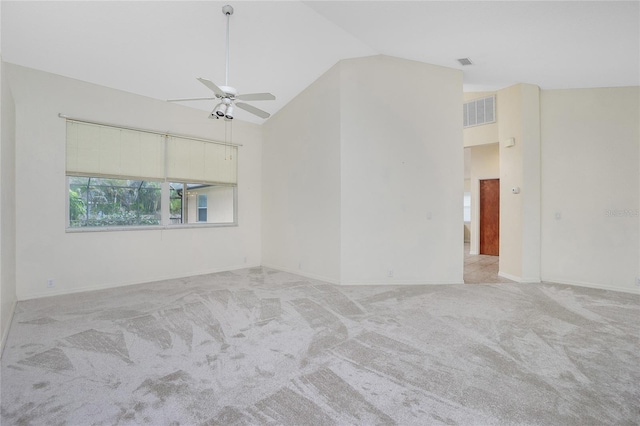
left=464, top=243, right=515, bottom=284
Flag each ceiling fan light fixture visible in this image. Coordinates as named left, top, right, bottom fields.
left=214, top=103, right=227, bottom=117
left=225, top=104, right=234, bottom=120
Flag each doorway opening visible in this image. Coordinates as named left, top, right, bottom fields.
left=463, top=144, right=512, bottom=284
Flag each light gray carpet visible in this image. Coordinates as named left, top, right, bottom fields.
left=1, top=267, right=639, bottom=425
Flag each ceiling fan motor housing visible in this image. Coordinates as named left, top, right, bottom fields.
left=220, top=86, right=238, bottom=98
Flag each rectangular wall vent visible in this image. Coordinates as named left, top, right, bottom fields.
left=463, top=95, right=495, bottom=128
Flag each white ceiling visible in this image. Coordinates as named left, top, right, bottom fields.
left=2, top=1, right=639, bottom=124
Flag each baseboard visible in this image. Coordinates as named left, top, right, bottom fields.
left=17, top=263, right=261, bottom=301
left=340, top=279, right=463, bottom=286
left=497, top=271, right=540, bottom=283
left=541, top=277, right=640, bottom=295
left=1, top=300, right=17, bottom=359
left=260, top=263, right=340, bottom=285
left=469, top=250, right=479, bottom=255
left=262, top=265, right=464, bottom=286
left=498, top=271, right=522, bottom=282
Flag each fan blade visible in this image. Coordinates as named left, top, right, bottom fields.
left=236, top=102, right=271, bottom=119
left=197, top=77, right=226, bottom=97
left=236, top=92, right=276, bottom=101
left=167, top=97, right=217, bottom=102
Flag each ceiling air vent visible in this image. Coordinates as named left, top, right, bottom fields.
left=457, top=58, right=473, bottom=66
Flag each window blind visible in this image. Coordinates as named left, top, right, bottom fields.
left=66, top=120, right=165, bottom=180
left=65, top=120, right=238, bottom=185
left=166, top=136, right=237, bottom=185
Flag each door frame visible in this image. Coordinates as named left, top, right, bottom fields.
left=470, top=175, right=499, bottom=255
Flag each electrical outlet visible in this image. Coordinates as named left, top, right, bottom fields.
left=47, top=279, right=55, bottom=288
left=243, top=256, right=247, bottom=264
left=387, top=269, right=394, bottom=277
left=636, top=277, right=640, bottom=287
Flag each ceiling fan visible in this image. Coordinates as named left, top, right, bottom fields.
left=168, top=4, right=275, bottom=120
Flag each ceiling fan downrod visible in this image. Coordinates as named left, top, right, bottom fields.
left=222, top=5, right=233, bottom=87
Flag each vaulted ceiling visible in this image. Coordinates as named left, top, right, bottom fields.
left=2, top=1, right=638, bottom=123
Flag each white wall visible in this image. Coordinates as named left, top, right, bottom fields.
left=340, top=56, right=463, bottom=284
left=262, top=55, right=463, bottom=285
left=6, top=63, right=263, bottom=300
left=1, top=60, right=18, bottom=353
left=541, top=87, right=639, bottom=293
left=468, top=143, right=500, bottom=255
left=262, top=64, right=342, bottom=283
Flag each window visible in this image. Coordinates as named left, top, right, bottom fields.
left=197, top=194, right=207, bottom=222
left=66, top=119, right=237, bottom=230
left=463, top=192, right=471, bottom=222
left=168, top=183, right=235, bottom=225
left=69, top=177, right=162, bottom=227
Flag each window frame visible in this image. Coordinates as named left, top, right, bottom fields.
left=66, top=177, right=238, bottom=233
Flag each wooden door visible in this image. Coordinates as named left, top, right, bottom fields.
left=479, top=179, right=500, bottom=256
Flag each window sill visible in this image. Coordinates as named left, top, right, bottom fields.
left=65, top=222, right=238, bottom=233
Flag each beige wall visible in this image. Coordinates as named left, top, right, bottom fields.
left=1, top=60, right=18, bottom=354
left=6, top=63, right=263, bottom=300
left=463, top=91, right=499, bottom=147
left=497, top=84, right=541, bottom=282
left=468, top=143, right=500, bottom=255
left=520, top=84, right=542, bottom=283
left=541, top=87, right=639, bottom=293
left=497, top=85, right=523, bottom=278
